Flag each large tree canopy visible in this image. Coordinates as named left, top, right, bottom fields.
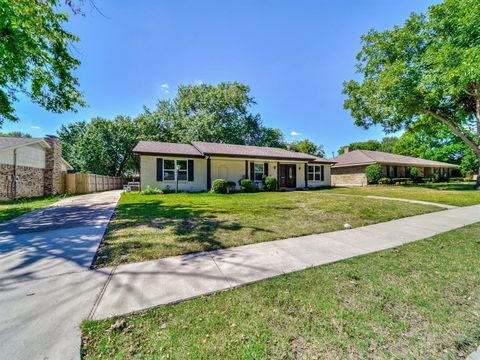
left=59, top=82, right=298, bottom=176
left=343, top=0, right=480, bottom=188
left=0, top=0, right=85, bottom=125
left=288, top=139, right=325, bottom=157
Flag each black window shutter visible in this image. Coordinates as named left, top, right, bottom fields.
left=321, top=165, right=324, bottom=181
left=264, top=163, right=269, bottom=176
left=250, top=162, right=254, bottom=181
left=156, top=158, right=163, bottom=181
left=188, top=160, right=194, bottom=181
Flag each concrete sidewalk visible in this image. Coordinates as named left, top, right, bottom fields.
left=0, top=191, right=121, bottom=360
left=91, top=204, right=480, bottom=320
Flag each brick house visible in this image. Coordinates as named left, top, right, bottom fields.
left=0, top=136, right=73, bottom=199
left=330, top=149, right=459, bottom=186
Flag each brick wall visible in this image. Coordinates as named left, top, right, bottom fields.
left=44, top=136, right=64, bottom=195
left=0, top=164, right=45, bottom=199
left=331, top=165, right=368, bottom=186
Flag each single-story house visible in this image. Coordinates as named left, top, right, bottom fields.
left=330, top=149, right=459, bottom=186
left=0, top=136, right=73, bottom=199
left=133, top=141, right=335, bottom=191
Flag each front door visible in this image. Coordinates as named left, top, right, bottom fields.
left=279, top=164, right=296, bottom=188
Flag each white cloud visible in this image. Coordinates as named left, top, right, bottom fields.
left=290, top=131, right=301, bottom=136
left=30, top=126, right=42, bottom=130
left=194, top=80, right=204, bottom=85
left=160, top=83, right=170, bottom=93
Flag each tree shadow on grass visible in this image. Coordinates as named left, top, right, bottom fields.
left=95, top=199, right=274, bottom=267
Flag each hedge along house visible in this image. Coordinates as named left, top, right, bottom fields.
left=0, top=136, right=73, bottom=199
left=330, top=149, right=459, bottom=187
left=133, top=141, right=335, bottom=192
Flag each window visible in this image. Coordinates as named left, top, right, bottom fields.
left=308, top=165, right=323, bottom=181
left=163, top=159, right=188, bottom=181
left=254, top=163, right=264, bottom=181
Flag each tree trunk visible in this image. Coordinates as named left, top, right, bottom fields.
left=477, top=153, right=480, bottom=190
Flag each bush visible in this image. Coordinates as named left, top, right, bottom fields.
left=263, top=176, right=277, bottom=191
left=211, top=178, right=228, bottom=193
left=365, top=164, right=382, bottom=184
left=239, top=178, right=257, bottom=192
left=378, top=177, right=392, bottom=185
left=449, top=177, right=464, bottom=182
left=408, top=166, right=418, bottom=179
left=141, top=186, right=163, bottom=195
left=431, top=173, right=449, bottom=183
left=391, top=177, right=412, bottom=185
left=226, top=181, right=237, bottom=192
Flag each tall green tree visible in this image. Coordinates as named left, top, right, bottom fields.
left=288, top=139, right=325, bottom=157
left=0, top=131, right=31, bottom=138
left=343, top=0, right=480, bottom=188
left=338, top=137, right=398, bottom=155
left=0, top=0, right=85, bottom=125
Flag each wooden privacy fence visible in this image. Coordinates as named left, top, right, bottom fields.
left=65, top=173, right=123, bottom=194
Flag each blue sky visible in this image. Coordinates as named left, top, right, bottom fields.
left=6, top=0, right=437, bottom=157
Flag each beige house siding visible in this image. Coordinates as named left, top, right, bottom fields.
left=140, top=155, right=332, bottom=191
left=331, top=165, right=368, bottom=187
left=0, top=143, right=47, bottom=169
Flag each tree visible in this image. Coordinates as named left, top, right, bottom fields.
left=393, top=117, right=478, bottom=176
left=365, top=164, right=382, bottom=184
left=141, top=82, right=283, bottom=146
left=0, top=0, right=85, bottom=125
left=0, top=131, right=31, bottom=138
left=288, top=139, right=325, bottom=157
left=343, top=0, right=480, bottom=188
left=338, top=137, right=399, bottom=155
left=58, top=116, right=139, bottom=176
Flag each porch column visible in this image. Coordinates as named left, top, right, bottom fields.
left=207, top=157, right=211, bottom=191
left=304, top=163, right=308, bottom=188
left=276, top=162, right=280, bottom=189
left=245, top=160, right=248, bottom=179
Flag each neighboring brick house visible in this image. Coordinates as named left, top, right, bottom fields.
left=0, top=136, right=73, bottom=199
left=330, top=149, right=459, bottom=186
left=133, top=141, right=335, bottom=192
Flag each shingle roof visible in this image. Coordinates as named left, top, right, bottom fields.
left=133, top=141, right=204, bottom=157
left=331, top=150, right=458, bottom=168
left=191, top=141, right=318, bottom=160
left=133, top=140, right=335, bottom=162
left=0, top=136, right=48, bottom=151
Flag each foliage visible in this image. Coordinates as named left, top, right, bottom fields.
left=58, top=116, right=138, bottom=176
left=263, top=176, right=277, bottom=191
left=141, top=186, right=163, bottom=195
left=211, top=179, right=228, bottom=194
left=378, top=177, right=392, bottom=185
left=338, top=137, right=398, bottom=155
left=239, top=178, right=256, bottom=192
left=288, top=139, right=325, bottom=157
left=431, top=173, right=449, bottom=183
left=0, top=131, right=31, bottom=138
left=365, top=164, right=382, bottom=184
left=408, top=167, right=418, bottom=179
left=226, top=181, right=237, bottom=191
left=343, top=0, right=480, bottom=187
left=0, top=0, right=85, bottom=125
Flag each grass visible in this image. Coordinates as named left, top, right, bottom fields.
left=0, top=195, right=66, bottom=222
left=82, top=222, right=480, bottom=359
left=93, top=191, right=439, bottom=267
left=325, top=182, right=480, bottom=207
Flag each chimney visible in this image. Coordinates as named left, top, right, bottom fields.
left=44, top=135, right=63, bottom=195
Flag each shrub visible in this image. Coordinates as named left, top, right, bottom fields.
left=408, top=166, right=418, bottom=179
left=239, top=178, right=257, bottom=192
left=365, top=164, right=382, bottom=184
left=211, top=179, right=228, bottom=193
left=431, top=173, right=449, bottom=183
left=263, top=176, right=277, bottom=191
left=141, top=186, right=163, bottom=195
left=226, top=181, right=237, bottom=192
left=378, top=177, right=392, bottom=185
left=391, top=177, right=412, bottom=185
left=449, top=177, right=464, bottom=183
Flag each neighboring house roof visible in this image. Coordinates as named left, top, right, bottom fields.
left=331, top=150, right=459, bottom=168
left=0, top=136, right=50, bottom=151
left=133, top=140, right=336, bottom=163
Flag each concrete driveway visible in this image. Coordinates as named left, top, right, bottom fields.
left=0, top=190, right=121, bottom=360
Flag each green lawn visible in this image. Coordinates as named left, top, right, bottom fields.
left=82, top=223, right=480, bottom=359
left=0, top=195, right=65, bottom=223
left=93, top=192, right=439, bottom=267
left=324, top=183, right=480, bottom=207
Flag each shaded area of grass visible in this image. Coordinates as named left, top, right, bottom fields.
left=325, top=183, right=480, bottom=206
left=93, top=192, right=439, bottom=267
left=82, top=223, right=480, bottom=359
left=0, top=195, right=65, bottom=223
